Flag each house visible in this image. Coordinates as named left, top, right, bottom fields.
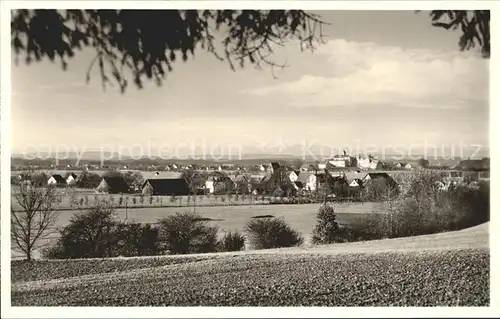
left=369, top=159, right=382, bottom=170
left=327, top=159, right=346, bottom=168
left=357, top=156, right=371, bottom=170
left=297, top=172, right=317, bottom=192
left=205, top=178, right=215, bottom=194
left=456, top=158, right=490, bottom=171
left=328, top=176, right=350, bottom=196
left=66, top=173, right=78, bottom=186
left=206, top=173, right=236, bottom=194
left=141, top=171, right=182, bottom=180
left=286, top=171, right=299, bottom=183
left=248, top=175, right=265, bottom=193
left=478, top=171, right=490, bottom=181
left=349, top=179, right=363, bottom=188
left=363, top=172, right=398, bottom=190
left=96, top=176, right=129, bottom=194
left=404, top=163, right=413, bottom=169
left=318, top=163, right=327, bottom=170
left=291, top=180, right=303, bottom=190
left=142, top=178, right=190, bottom=196
left=230, top=174, right=250, bottom=193
left=269, top=162, right=281, bottom=173
left=259, top=164, right=266, bottom=172
left=395, top=163, right=402, bottom=168
left=299, top=163, right=310, bottom=172
left=47, top=174, right=66, bottom=187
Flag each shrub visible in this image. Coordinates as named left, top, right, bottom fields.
left=44, top=201, right=163, bottom=259
left=157, top=212, right=219, bottom=255
left=113, top=223, right=161, bottom=257
left=245, top=217, right=303, bottom=249
left=312, top=204, right=342, bottom=244
left=339, top=181, right=490, bottom=242
left=44, top=202, right=118, bottom=259
left=339, top=214, right=389, bottom=242
left=218, top=231, right=246, bottom=252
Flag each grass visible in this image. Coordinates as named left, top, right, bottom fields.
left=11, top=202, right=387, bottom=258
left=33, top=202, right=388, bottom=229
left=11, top=224, right=489, bottom=306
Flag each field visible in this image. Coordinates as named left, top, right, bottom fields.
left=11, top=223, right=489, bottom=306
left=11, top=202, right=387, bottom=258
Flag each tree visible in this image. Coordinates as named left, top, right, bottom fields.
left=181, top=169, right=205, bottom=212
left=45, top=200, right=118, bottom=258
left=292, top=158, right=305, bottom=171
left=31, top=172, right=49, bottom=187
left=123, top=171, right=145, bottom=190
left=157, top=212, right=219, bottom=254
left=77, top=171, right=102, bottom=188
left=418, top=158, right=430, bottom=168
left=312, top=204, right=341, bottom=244
left=10, top=10, right=490, bottom=95
left=11, top=10, right=326, bottom=92
left=245, top=217, right=303, bottom=249
left=11, top=183, right=60, bottom=260
left=427, top=10, right=490, bottom=58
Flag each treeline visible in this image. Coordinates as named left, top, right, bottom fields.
left=11, top=170, right=145, bottom=189
left=39, top=171, right=489, bottom=260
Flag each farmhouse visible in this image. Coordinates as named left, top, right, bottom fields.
left=368, top=159, right=382, bottom=170
left=205, top=173, right=236, bottom=194
left=297, top=172, right=318, bottom=192
left=363, top=172, right=398, bottom=189
left=142, top=171, right=182, bottom=180
left=142, top=178, right=190, bottom=196
left=47, top=174, right=66, bottom=187
left=357, top=156, right=371, bottom=170
left=328, top=176, right=350, bottom=197
left=456, top=158, right=490, bottom=171
left=66, top=173, right=78, bottom=186
left=299, top=163, right=310, bottom=172
left=247, top=175, right=265, bottom=194
left=286, top=170, right=299, bottom=183
left=96, top=176, right=129, bottom=194
left=269, top=162, right=281, bottom=172
left=349, top=179, right=363, bottom=188
left=327, top=159, right=346, bottom=168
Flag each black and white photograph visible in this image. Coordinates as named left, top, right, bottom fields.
left=1, top=1, right=496, bottom=316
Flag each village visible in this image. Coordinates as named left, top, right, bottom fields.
left=12, top=152, right=491, bottom=202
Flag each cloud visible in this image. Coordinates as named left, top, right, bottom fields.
left=242, top=39, right=489, bottom=109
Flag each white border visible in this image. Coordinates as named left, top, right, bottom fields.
left=1, top=1, right=499, bottom=318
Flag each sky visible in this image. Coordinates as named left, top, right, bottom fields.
left=11, top=10, right=490, bottom=159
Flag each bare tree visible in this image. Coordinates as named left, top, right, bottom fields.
left=11, top=183, right=60, bottom=261
left=181, top=169, right=205, bottom=213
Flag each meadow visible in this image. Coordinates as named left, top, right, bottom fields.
left=11, top=202, right=387, bottom=258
